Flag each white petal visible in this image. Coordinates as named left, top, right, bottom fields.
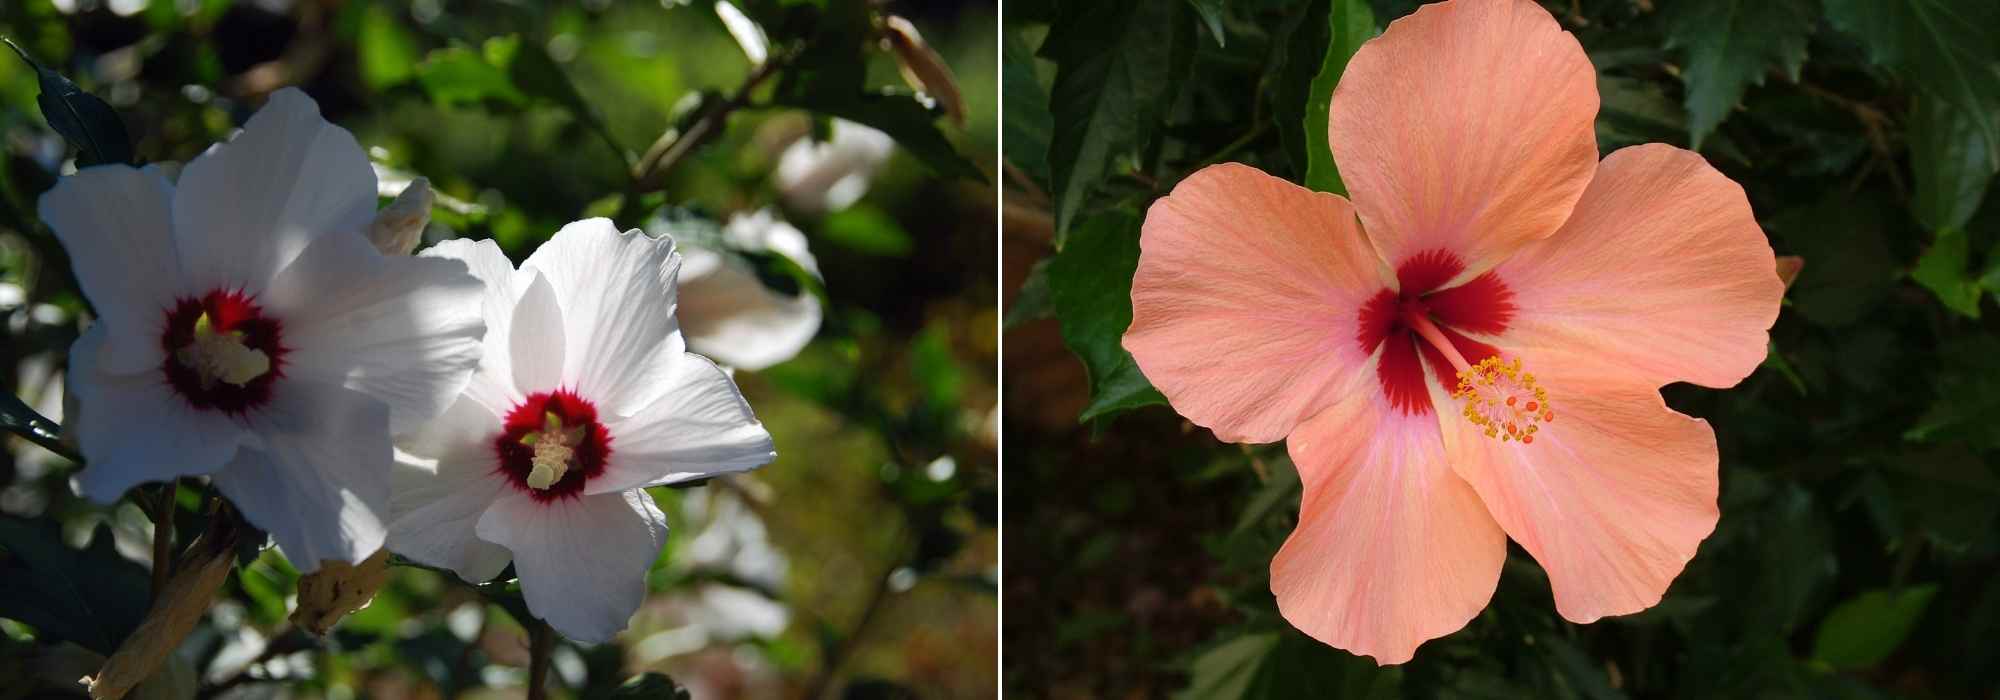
left=263, top=229, right=486, bottom=431
left=173, top=88, right=377, bottom=294
left=424, top=238, right=534, bottom=415
left=388, top=397, right=512, bottom=582
left=588, top=353, right=774, bottom=495
left=521, top=219, right=685, bottom=413
left=67, top=324, right=247, bottom=502
left=509, top=272, right=566, bottom=395
left=774, top=119, right=894, bottom=214
left=210, top=377, right=392, bottom=572
left=475, top=489, right=665, bottom=643
left=678, top=248, right=821, bottom=371
left=38, top=165, right=186, bottom=374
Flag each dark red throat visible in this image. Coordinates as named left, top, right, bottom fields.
left=1355, top=249, right=1517, bottom=414
left=159, top=289, right=287, bottom=415
left=494, top=389, right=613, bottom=502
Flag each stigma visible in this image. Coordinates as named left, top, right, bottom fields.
left=175, top=311, right=271, bottom=388
left=1452, top=356, right=1554, bottom=444
left=520, top=411, right=587, bottom=490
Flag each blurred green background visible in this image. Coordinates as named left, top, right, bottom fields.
left=1005, top=0, right=2000, bottom=697
left=0, top=1, right=995, bottom=698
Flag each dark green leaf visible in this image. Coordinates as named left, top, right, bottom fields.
left=486, top=36, right=622, bottom=158
left=1911, top=227, right=1983, bottom=317
left=1663, top=0, right=1814, bottom=149
left=1176, top=631, right=1400, bottom=699
left=1047, top=209, right=1164, bottom=422
left=1905, top=334, right=2000, bottom=451
left=5, top=39, right=134, bottom=167
left=1822, top=0, right=2000, bottom=170
left=0, top=518, right=150, bottom=655
left=1302, top=0, right=1375, bottom=194
left=1909, top=96, right=1997, bottom=232
left=415, top=46, right=527, bottom=107
left=0, top=392, right=73, bottom=461
left=820, top=205, right=913, bottom=257
left=1041, top=0, right=1191, bottom=244
left=353, top=3, right=420, bottom=89
left=1812, top=585, right=1939, bottom=669
left=1003, top=258, right=1054, bottom=330
left=1187, top=0, right=1228, bottom=48
left=1001, top=29, right=1054, bottom=186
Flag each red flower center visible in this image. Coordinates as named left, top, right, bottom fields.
left=1356, top=249, right=1517, bottom=415
left=494, top=389, right=612, bottom=502
left=160, top=289, right=287, bottom=414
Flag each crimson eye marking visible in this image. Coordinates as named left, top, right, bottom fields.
left=494, top=389, right=612, bottom=502
left=159, top=289, right=287, bottom=414
left=1354, top=250, right=1515, bottom=415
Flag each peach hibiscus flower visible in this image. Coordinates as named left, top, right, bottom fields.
left=1124, top=0, right=1784, bottom=664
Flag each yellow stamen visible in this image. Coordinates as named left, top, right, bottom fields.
left=521, top=411, right=585, bottom=489
left=174, top=312, right=270, bottom=387
left=1452, top=356, right=1556, bottom=445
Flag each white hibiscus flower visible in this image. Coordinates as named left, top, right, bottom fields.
left=42, top=88, right=487, bottom=570
left=773, top=118, right=894, bottom=214
left=675, top=209, right=823, bottom=371
left=386, top=219, right=777, bottom=643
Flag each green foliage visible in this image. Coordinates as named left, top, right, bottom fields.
left=0, top=518, right=149, bottom=655
left=1811, top=585, right=1939, bottom=669
left=1663, top=0, right=1813, bottom=149
left=1007, top=0, right=2000, bottom=695
left=1040, top=0, right=1191, bottom=245
left=1047, top=209, right=1163, bottom=421
left=4, top=39, right=131, bottom=167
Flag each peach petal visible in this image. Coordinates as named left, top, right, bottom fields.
left=1126, top=163, right=1387, bottom=443
left=1273, top=383, right=1507, bottom=664
left=1496, top=144, right=1783, bottom=389
left=1329, top=0, right=1599, bottom=279
left=1431, top=371, right=1719, bottom=623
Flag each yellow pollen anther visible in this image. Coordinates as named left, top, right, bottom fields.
left=175, top=312, right=270, bottom=387
left=1452, top=356, right=1556, bottom=446
left=521, top=411, right=586, bottom=490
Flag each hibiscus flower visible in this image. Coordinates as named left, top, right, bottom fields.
left=1124, top=0, right=1784, bottom=663
left=44, top=88, right=487, bottom=570
left=386, top=219, right=776, bottom=642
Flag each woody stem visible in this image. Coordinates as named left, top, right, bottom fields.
left=1405, top=309, right=1472, bottom=375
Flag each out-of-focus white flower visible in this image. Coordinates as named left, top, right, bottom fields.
left=387, top=220, right=777, bottom=643
left=773, top=119, right=894, bottom=214
left=672, top=209, right=822, bottom=371
left=681, top=485, right=787, bottom=589
left=40, top=88, right=487, bottom=571
left=714, top=1, right=768, bottom=66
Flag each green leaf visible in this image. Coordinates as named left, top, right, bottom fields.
left=1822, top=0, right=2000, bottom=170
left=1905, top=334, right=2000, bottom=451
left=1176, top=631, right=1400, bottom=700
left=485, top=36, right=621, bottom=157
left=353, top=2, right=420, bottom=89
left=415, top=45, right=527, bottom=107
left=1046, top=209, right=1164, bottom=422
left=1001, top=29, right=1054, bottom=186
left=0, top=392, right=71, bottom=461
left=820, top=205, right=913, bottom=257
left=1041, top=0, right=1191, bottom=245
left=0, top=518, right=150, bottom=655
left=1909, top=96, right=1997, bottom=232
left=778, top=92, right=984, bottom=182
left=1186, top=0, right=1228, bottom=48
left=1003, top=258, right=1054, bottom=330
left=1811, top=585, right=1939, bottom=670
left=1663, top=0, right=1814, bottom=150
left=1912, top=227, right=1983, bottom=317
left=4, top=39, right=134, bottom=167
left=1302, top=0, right=1376, bottom=194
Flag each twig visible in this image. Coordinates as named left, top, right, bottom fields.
left=629, top=56, right=789, bottom=193
left=148, top=481, right=178, bottom=604
left=526, top=618, right=555, bottom=700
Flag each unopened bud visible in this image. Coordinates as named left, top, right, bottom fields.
left=290, top=549, right=392, bottom=635
left=368, top=177, right=434, bottom=256
left=86, top=523, right=239, bottom=700
left=1775, top=255, right=1803, bottom=290
left=881, top=16, right=966, bottom=127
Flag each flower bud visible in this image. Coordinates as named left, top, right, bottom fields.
left=367, top=177, right=433, bottom=256
left=1775, top=255, right=1803, bottom=290
left=85, top=523, right=239, bottom=700
left=881, top=16, right=966, bottom=127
